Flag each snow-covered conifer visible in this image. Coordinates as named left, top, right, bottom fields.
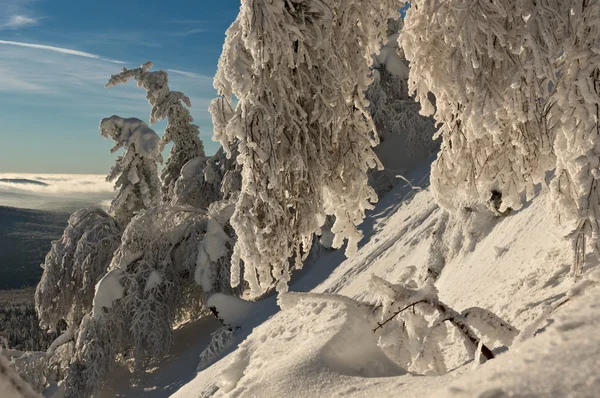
left=172, top=146, right=241, bottom=209
left=211, top=0, right=399, bottom=296
left=101, top=116, right=162, bottom=227
left=35, top=208, right=121, bottom=331
left=400, top=0, right=558, bottom=212
left=0, top=354, right=40, bottom=398
left=105, top=62, right=206, bottom=203
left=549, top=1, right=600, bottom=273
left=64, top=205, right=241, bottom=397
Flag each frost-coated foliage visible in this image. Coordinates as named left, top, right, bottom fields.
left=197, top=326, right=238, bottom=372
left=64, top=205, right=240, bottom=397
left=400, top=0, right=559, bottom=211
left=0, top=353, right=41, bottom=398
left=369, top=275, right=517, bottom=375
left=35, top=208, right=121, bottom=331
left=101, top=116, right=162, bottom=227
left=550, top=0, right=600, bottom=272
left=172, top=146, right=242, bottom=209
left=212, top=0, right=399, bottom=296
left=366, top=18, right=437, bottom=157
left=105, top=62, right=206, bottom=203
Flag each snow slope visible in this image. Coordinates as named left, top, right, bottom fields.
left=171, top=161, right=600, bottom=397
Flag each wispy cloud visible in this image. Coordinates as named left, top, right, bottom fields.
left=167, top=69, right=211, bottom=80
left=169, top=28, right=206, bottom=37
left=0, top=0, right=42, bottom=30
left=3, top=15, right=39, bottom=29
left=0, top=40, right=125, bottom=63
left=166, top=20, right=206, bottom=24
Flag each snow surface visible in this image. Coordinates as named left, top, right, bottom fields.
left=170, top=160, right=599, bottom=397
left=90, top=158, right=599, bottom=397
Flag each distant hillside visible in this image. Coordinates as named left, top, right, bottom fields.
left=0, top=206, right=68, bottom=290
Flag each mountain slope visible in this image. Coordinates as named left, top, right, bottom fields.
left=170, top=162, right=599, bottom=397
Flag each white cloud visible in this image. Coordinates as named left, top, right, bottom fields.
left=0, top=40, right=125, bottom=63
left=0, top=0, right=41, bottom=30
left=167, top=69, right=211, bottom=80
left=0, top=173, right=114, bottom=197
left=169, top=28, right=206, bottom=37
left=3, top=15, right=38, bottom=29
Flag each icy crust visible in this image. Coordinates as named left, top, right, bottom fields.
left=174, top=293, right=404, bottom=398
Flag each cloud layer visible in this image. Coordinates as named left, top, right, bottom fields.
left=0, top=40, right=125, bottom=63
left=0, top=173, right=114, bottom=197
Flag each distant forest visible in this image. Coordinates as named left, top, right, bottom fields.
left=0, top=206, right=67, bottom=290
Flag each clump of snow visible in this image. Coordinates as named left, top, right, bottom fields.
left=91, top=269, right=124, bottom=319
left=144, top=270, right=163, bottom=293
left=375, top=45, right=409, bottom=79
left=180, top=156, right=207, bottom=180
left=206, top=294, right=256, bottom=327
left=176, top=293, right=404, bottom=398
left=194, top=217, right=231, bottom=291
left=100, top=116, right=160, bottom=159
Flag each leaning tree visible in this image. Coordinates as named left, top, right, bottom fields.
left=105, top=62, right=206, bottom=204
left=210, top=0, right=399, bottom=296
left=399, top=0, right=560, bottom=213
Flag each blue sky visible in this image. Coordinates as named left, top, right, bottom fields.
left=0, top=0, right=241, bottom=174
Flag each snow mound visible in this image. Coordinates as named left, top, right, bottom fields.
left=207, top=294, right=257, bottom=327
left=174, top=293, right=404, bottom=398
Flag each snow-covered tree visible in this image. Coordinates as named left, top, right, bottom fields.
left=172, top=146, right=242, bottom=209
left=211, top=0, right=399, bottom=296
left=35, top=208, right=121, bottom=331
left=64, top=204, right=241, bottom=397
left=400, top=0, right=559, bottom=212
left=105, top=62, right=206, bottom=203
left=550, top=0, right=600, bottom=274
left=0, top=354, right=40, bottom=398
left=101, top=116, right=162, bottom=227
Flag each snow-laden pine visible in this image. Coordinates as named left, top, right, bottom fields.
left=211, top=0, right=399, bottom=296
left=550, top=0, right=600, bottom=273
left=105, top=62, right=206, bottom=204
left=63, top=203, right=241, bottom=397
left=35, top=208, right=121, bottom=331
left=172, top=146, right=242, bottom=209
left=101, top=116, right=162, bottom=227
left=400, top=0, right=558, bottom=212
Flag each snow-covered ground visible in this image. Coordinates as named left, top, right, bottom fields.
left=96, top=160, right=599, bottom=397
